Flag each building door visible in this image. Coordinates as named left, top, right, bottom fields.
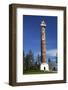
left=44, top=67, right=45, bottom=71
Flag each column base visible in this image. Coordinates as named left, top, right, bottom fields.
left=40, top=63, right=49, bottom=71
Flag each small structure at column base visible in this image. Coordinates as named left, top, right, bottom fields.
left=40, top=63, right=49, bottom=71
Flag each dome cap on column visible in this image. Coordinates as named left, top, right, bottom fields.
left=41, top=20, right=46, bottom=27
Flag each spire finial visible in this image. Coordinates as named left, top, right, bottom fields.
left=41, top=20, right=46, bottom=27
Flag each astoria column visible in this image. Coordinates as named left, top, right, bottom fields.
left=41, top=20, right=46, bottom=63
left=40, top=20, right=49, bottom=71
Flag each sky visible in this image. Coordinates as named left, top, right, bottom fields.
left=23, top=15, right=57, bottom=62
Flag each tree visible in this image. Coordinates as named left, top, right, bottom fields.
left=28, top=49, right=34, bottom=69
left=35, top=54, right=40, bottom=70
left=56, top=54, right=57, bottom=63
left=25, top=54, right=30, bottom=70
left=48, top=58, right=51, bottom=71
left=23, top=51, right=26, bottom=71
left=24, top=49, right=34, bottom=71
left=37, top=54, right=40, bottom=65
left=48, top=58, right=51, bottom=63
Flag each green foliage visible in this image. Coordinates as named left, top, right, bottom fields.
left=48, top=58, right=51, bottom=63
left=23, top=50, right=57, bottom=74
left=23, top=49, right=34, bottom=71
left=23, top=49, right=41, bottom=74
left=23, top=69, right=57, bottom=74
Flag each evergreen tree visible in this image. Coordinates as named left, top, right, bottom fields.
left=25, top=54, right=30, bottom=70
left=37, top=54, right=40, bottom=65
left=56, top=54, right=57, bottom=63
left=28, top=49, right=34, bottom=69
left=23, top=51, right=26, bottom=70
left=48, top=58, right=51, bottom=71
left=36, top=53, right=41, bottom=64
left=35, top=54, right=40, bottom=70
left=48, top=58, right=51, bottom=63
left=24, top=49, right=34, bottom=70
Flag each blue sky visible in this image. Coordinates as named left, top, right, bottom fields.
left=23, top=15, right=57, bottom=61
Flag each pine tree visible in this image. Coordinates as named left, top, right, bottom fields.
left=25, top=54, right=30, bottom=70
left=23, top=51, right=26, bottom=71
left=28, top=49, right=34, bottom=69
left=24, top=49, right=34, bottom=70
left=48, top=58, right=51, bottom=63
left=56, top=54, right=57, bottom=63
left=36, top=54, right=41, bottom=65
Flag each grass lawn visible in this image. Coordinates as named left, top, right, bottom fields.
left=23, top=69, right=57, bottom=75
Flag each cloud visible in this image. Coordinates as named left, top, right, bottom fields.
left=46, top=49, right=57, bottom=57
